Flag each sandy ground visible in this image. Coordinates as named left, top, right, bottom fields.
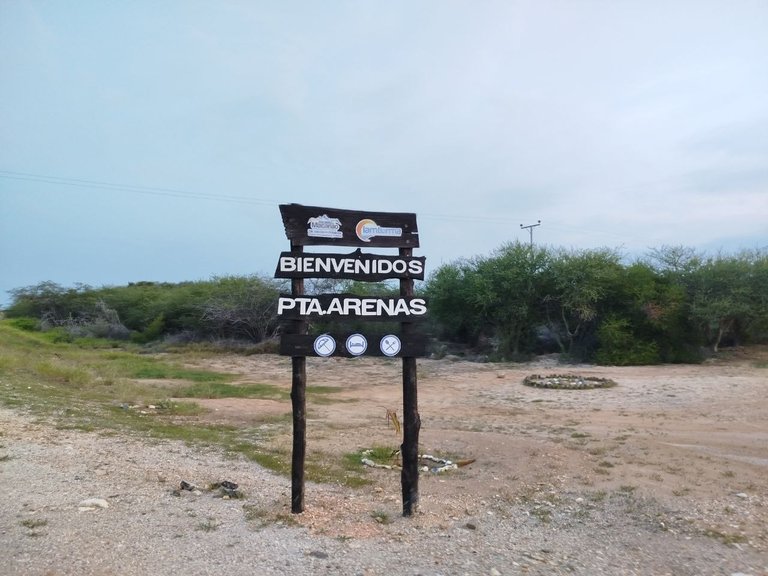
left=2, top=347, right=767, bottom=575
left=193, top=348, right=768, bottom=545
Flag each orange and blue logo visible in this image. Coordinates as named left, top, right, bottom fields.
left=356, top=219, right=402, bottom=242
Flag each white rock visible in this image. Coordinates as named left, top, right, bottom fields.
left=78, top=498, right=109, bottom=509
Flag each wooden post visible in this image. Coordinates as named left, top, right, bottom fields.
left=400, top=247, right=420, bottom=516
left=289, top=243, right=307, bottom=514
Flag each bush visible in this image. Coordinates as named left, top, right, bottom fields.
left=6, top=317, right=39, bottom=332
left=595, top=317, right=660, bottom=365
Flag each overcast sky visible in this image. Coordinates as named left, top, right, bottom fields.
left=1, top=1, right=766, bottom=306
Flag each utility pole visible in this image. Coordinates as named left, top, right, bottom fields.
left=520, top=220, right=541, bottom=248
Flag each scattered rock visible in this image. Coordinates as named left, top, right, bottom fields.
left=309, top=550, right=329, bottom=559
left=78, top=498, right=109, bottom=511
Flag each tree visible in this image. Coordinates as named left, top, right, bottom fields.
left=200, top=275, right=280, bottom=342
left=471, top=242, right=549, bottom=357
left=688, top=251, right=767, bottom=351
left=426, top=259, right=484, bottom=346
left=542, top=247, right=623, bottom=358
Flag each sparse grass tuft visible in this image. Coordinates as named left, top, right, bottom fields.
left=196, top=518, right=220, bottom=532
left=371, top=510, right=392, bottom=524
left=20, top=519, right=48, bottom=529
left=704, top=528, right=748, bottom=546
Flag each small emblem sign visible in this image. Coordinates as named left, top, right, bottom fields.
left=345, top=334, right=368, bottom=356
left=307, top=215, right=343, bottom=239
left=313, top=334, right=336, bottom=357
left=380, top=335, right=402, bottom=357
left=356, top=219, right=403, bottom=242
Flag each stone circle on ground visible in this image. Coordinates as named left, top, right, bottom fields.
left=522, top=373, right=618, bottom=390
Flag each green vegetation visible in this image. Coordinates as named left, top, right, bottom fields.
left=3, top=244, right=767, bottom=364
left=4, top=275, right=282, bottom=345
left=427, top=244, right=768, bottom=363
left=0, top=321, right=363, bottom=486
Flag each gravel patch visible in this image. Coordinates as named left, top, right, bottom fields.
left=1, top=407, right=766, bottom=576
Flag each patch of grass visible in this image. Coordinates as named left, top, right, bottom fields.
left=154, top=399, right=206, bottom=416
left=196, top=518, right=220, bottom=532
left=371, top=510, right=392, bottom=525
left=354, top=445, right=399, bottom=466
left=589, top=490, right=607, bottom=502
left=173, top=382, right=287, bottom=400
left=0, top=321, right=368, bottom=488
left=126, top=361, right=233, bottom=383
left=20, top=519, right=48, bottom=529
left=570, top=432, right=591, bottom=439
left=243, top=504, right=271, bottom=528
left=530, top=506, right=552, bottom=523
left=704, top=528, right=748, bottom=546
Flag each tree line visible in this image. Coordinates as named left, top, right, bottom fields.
left=427, top=243, right=767, bottom=363
left=3, top=244, right=767, bottom=364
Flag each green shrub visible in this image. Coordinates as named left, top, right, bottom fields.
left=7, top=317, right=39, bottom=331
left=595, top=317, right=660, bottom=365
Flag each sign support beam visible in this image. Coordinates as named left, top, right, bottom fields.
left=289, top=242, right=307, bottom=514
left=400, top=247, right=420, bottom=516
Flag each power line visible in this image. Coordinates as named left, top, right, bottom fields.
left=0, top=170, right=278, bottom=206
left=1, top=169, right=643, bottom=246
left=0, top=169, right=534, bottom=226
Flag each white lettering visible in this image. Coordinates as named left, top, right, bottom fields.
left=317, top=258, right=331, bottom=273
left=277, top=297, right=296, bottom=315
left=393, top=299, right=410, bottom=315
left=361, top=299, right=377, bottom=315
left=410, top=298, right=427, bottom=315
left=327, top=298, right=344, bottom=315
left=344, top=299, right=362, bottom=316
left=279, top=257, right=296, bottom=273
left=378, top=260, right=393, bottom=274
left=306, top=298, right=323, bottom=315
left=378, top=298, right=396, bottom=316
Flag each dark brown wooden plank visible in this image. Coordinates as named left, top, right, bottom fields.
left=288, top=248, right=307, bottom=515
left=274, top=250, right=426, bottom=281
left=279, top=204, right=419, bottom=248
left=280, top=333, right=428, bottom=358
left=277, top=294, right=428, bottom=321
left=400, top=246, right=420, bottom=517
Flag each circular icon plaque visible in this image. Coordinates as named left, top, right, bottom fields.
left=313, top=334, right=336, bottom=357
left=380, top=335, right=402, bottom=357
left=345, top=333, right=368, bottom=356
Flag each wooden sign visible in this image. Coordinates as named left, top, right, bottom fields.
left=279, top=204, right=419, bottom=248
left=280, top=333, right=427, bottom=358
left=275, top=249, right=426, bottom=281
left=275, top=204, right=423, bottom=518
left=277, top=294, right=428, bottom=321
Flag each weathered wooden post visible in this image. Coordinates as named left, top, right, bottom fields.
left=288, top=243, right=307, bottom=514
left=275, top=204, right=426, bottom=516
left=400, top=246, right=420, bottom=516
